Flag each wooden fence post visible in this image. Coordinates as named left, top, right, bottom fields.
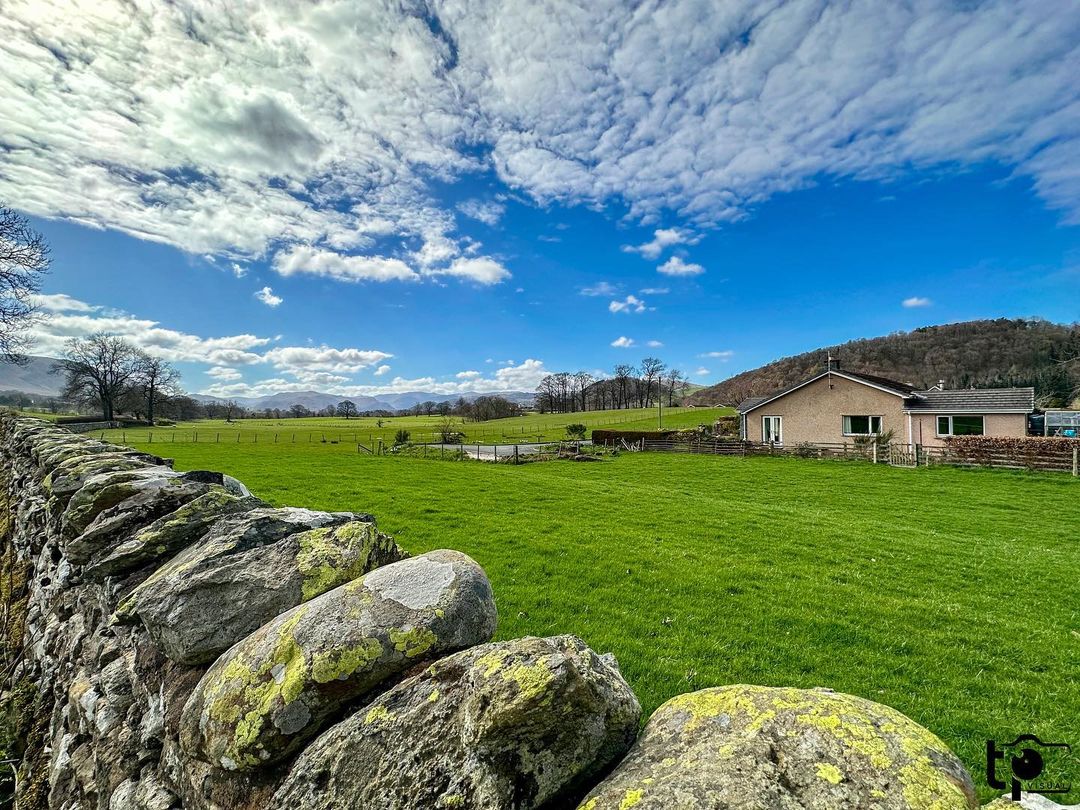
left=1073, top=446, right=1078, bottom=477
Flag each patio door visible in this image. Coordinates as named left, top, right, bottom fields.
left=762, top=415, right=782, bottom=444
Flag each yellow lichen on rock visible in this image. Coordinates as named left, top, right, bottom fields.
left=816, top=762, right=844, bottom=784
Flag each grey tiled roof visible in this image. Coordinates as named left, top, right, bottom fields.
left=904, top=387, right=1035, bottom=412
left=736, top=396, right=767, bottom=412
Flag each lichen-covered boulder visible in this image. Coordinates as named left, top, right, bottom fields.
left=118, top=508, right=404, bottom=664
left=44, top=452, right=160, bottom=503
left=65, top=477, right=218, bottom=565
left=84, top=490, right=265, bottom=579
left=180, top=549, right=494, bottom=770
left=61, top=467, right=185, bottom=538
left=577, top=685, right=978, bottom=810
left=269, top=634, right=640, bottom=810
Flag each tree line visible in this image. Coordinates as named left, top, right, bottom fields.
left=688, top=318, right=1080, bottom=409
left=534, top=359, right=689, bottom=413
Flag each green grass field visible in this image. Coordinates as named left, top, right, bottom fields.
left=98, top=406, right=732, bottom=447
left=107, top=438, right=1079, bottom=802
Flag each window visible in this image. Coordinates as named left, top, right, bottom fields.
left=762, top=415, right=782, bottom=444
left=936, top=415, right=984, bottom=436
left=842, top=415, right=882, bottom=436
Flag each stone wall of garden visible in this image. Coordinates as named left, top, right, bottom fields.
left=0, top=414, right=1000, bottom=809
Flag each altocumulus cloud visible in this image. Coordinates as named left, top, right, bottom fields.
left=1, top=0, right=1077, bottom=291
left=29, top=292, right=552, bottom=398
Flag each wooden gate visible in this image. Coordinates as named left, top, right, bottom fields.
left=888, top=443, right=918, bottom=468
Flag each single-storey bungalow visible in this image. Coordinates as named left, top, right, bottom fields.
left=737, top=363, right=1034, bottom=448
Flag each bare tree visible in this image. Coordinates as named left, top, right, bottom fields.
left=664, top=368, right=686, bottom=406
left=437, top=416, right=462, bottom=443
left=55, top=334, right=143, bottom=420
left=135, top=353, right=181, bottom=425
left=1, top=204, right=51, bottom=364
left=573, top=371, right=594, bottom=411
left=336, top=400, right=358, bottom=419
left=225, top=400, right=241, bottom=422
left=614, top=364, right=635, bottom=409
left=640, top=357, right=665, bottom=407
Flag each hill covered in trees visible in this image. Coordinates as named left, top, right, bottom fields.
left=688, top=319, right=1080, bottom=408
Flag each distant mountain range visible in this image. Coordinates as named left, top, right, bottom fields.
left=688, top=319, right=1080, bottom=408
left=190, top=389, right=536, bottom=412
left=0, top=356, right=63, bottom=396
left=0, top=356, right=535, bottom=411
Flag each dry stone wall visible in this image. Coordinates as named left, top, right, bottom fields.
left=0, top=415, right=1009, bottom=809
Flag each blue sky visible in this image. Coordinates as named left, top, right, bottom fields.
left=4, top=1, right=1079, bottom=398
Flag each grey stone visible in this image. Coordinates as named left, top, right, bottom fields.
left=65, top=477, right=218, bottom=565
left=269, top=634, right=641, bottom=810
left=116, top=508, right=402, bottom=664
left=84, top=490, right=265, bottom=579
left=577, top=684, right=978, bottom=810
left=61, top=467, right=185, bottom=539
left=180, top=549, right=490, bottom=770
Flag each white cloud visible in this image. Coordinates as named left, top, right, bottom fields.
left=262, top=346, right=393, bottom=374
left=26, top=295, right=272, bottom=365
left=254, top=286, right=283, bottom=308
left=611, top=336, right=635, bottom=348
left=902, top=296, right=932, bottom=308
left=206, top=366, right=243, bottom=381
left=456, top=370, right=482, bottom=379
left=273, top=246, right=418, bottom=283
left=609, top=295, right=647, bottom=314
left=646, top=340, right=664, bottom=347
left=580, top=281, right=620, bottom=297
left=658, top=257, right=705, bottom=277
left=699, top=350, right=734, bottom=360
left=3, top=0, right=1078, bottom=297
left=230, top=263, right=248, bottom=278
left=640, top=287, right=669, bottom=295
left=31, top=293, right=97, bottom=313
left=457, top=199, right=505, bottom=225
left=373, top=364, right=392, bottom=376
left=434, top=256, right=511, bottom=285
left=623, top=228, right=699, bottom=259
left=27, top=293, right=394, bottom=388
left=695, top=367, right=710, bottom=376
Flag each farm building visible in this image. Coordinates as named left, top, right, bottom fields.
left=737, top=362, right=1034, bottom=448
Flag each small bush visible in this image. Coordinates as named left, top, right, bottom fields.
left=394, top=429, right=411, bottom=445
left=565, top=423, right=587, bottom=440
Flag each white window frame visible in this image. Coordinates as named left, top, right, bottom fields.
left=762, top=415, right=782, bottom=444
left=842, top=415, right=882, bottom=437
left=936, top=414, right=985, bottom=437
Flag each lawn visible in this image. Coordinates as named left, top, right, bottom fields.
left=98, top=406, right=732, bottom=447
left=110, top=441, right=1080, bottom=802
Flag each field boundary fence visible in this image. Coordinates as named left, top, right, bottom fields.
left=600, top=436, right=1080, bottom=476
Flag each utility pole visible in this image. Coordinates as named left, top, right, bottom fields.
left=658, top=380, right=663, bottom=429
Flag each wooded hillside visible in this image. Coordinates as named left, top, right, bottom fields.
left=687, top=319, right=1080, bottom=408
